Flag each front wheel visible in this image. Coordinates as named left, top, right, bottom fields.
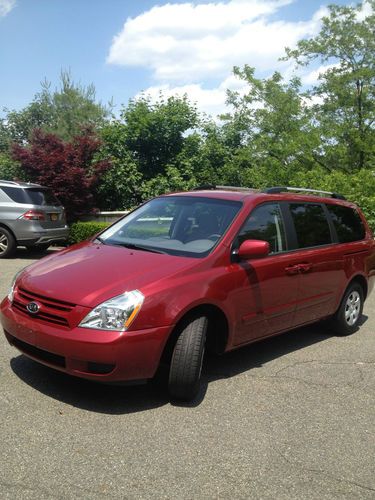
left=330, top=283, right=364, bottom=336
left=168, top=316, right=208, bottom=401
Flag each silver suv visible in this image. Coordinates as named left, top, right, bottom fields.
left=0, top=180, right=68, bottom=258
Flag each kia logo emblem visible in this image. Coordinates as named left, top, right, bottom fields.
left=26, top=301, right=40, bottom=314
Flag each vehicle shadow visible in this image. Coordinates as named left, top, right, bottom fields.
left=13, top=246, right=64, bottom=260
left=10, top=316, right=368, bottom=413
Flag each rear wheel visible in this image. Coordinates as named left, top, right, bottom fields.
left=0, top=227, right=16, bottom=258
left=330, top=283, right=364, bottom=336
left=168, top=316, right=208, bottom=401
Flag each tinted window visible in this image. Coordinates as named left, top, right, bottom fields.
left=237, top=203, right=286, bottom=253
left=1, top=186, right=61, bottom=206
left=290, top=203, right=331, bottom=248
left=26, top=188, right=61, bottom=206
left=326, top=204, right=365, bottom=243
left=1, top=186, right=29, bottom=203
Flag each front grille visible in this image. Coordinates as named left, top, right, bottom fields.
left=12, top=287, right=75, bottom=328
left=9, top=334, right=66, bottom=368
left=18, top=287, right=75, bottom=310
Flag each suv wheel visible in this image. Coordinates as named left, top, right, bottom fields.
left=168, top=315, right=208, bottom=401
left=0, top=227, right=16, bottom=259
left=331, top=283, right=364, bottom=336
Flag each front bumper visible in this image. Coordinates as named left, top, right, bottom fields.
left=0, top=298, right=172, bottom=382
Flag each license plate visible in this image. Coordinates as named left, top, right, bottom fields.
left=50, top=213, right=58, bottom=221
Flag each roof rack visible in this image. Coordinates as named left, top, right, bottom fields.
left=0, top=179, right=19, bottom=185
left=263, top=186, right=346, bottom=200
left=193, top=184, right=256, bottom=193
left=0, top=180, right=42, bottom=188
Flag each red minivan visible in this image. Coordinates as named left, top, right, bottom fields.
left=1, top=186, right=375, bottom=400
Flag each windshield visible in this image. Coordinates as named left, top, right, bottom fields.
left=100, top=196, right=242, bottom=257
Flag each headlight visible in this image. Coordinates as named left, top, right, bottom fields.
left=7, top=269, right=27, bottom=303
left=79, top=290, right=144, bottom=331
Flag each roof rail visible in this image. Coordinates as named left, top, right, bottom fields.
left=193, top=184, right=256, bottom=193
left=0, top=179, right=19, bottom=185
left=263, top=186, right=346, bottom=200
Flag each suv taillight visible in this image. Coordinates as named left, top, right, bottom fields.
left=19, top=210, right=46, bottom=221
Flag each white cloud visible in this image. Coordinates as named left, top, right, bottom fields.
left=137, top=74, right=250, bottom=118
left=356, top=0, right=374, bottom=21
left=0, top=0, right=15, bottom=17
left=301, top=63, right=340, bottom=86
left=110, top=1, right=332, bottom=117
left=107, top=0, right=325, bottom=83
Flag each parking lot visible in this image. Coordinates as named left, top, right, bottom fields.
left=1, top=248, right=375, bottom=499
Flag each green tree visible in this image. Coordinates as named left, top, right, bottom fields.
left=120, top=94, right=199, bottom=179
left=284, top=0, right=375, bottom=171
left=219, top=66, right=322, bottom=188
left=96, top=94, right=201, bottom=208
left=0, top=70, right=111, bottom=149
left=96, top=121, right=143, bottom=210
left=0, top=153, right=25, bottom=181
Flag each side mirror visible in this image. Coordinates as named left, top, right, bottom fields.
left=237, top=239, right=270, bottom=260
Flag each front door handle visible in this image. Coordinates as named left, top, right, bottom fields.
left=299, top=263, right=312, bottom=273
left=285, top=265, right=300, bottom=275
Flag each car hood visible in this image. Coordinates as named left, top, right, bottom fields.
left=18, top=242, right=198, bottom=307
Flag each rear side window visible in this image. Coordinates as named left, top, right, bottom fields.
left=1, top=186, right=29, bottom=203
left=0, top=186, right=61, bottom=206
left=290, top=203, right=331, bottom=248
left=237, top=203, right=286, bottom=253
left=326, top=204, right=365, bottom=243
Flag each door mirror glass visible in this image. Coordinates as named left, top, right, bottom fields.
left=238, top=240, right=270, bottom=260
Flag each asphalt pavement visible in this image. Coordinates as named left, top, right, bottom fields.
left=1, top=248, right=375, bottom=499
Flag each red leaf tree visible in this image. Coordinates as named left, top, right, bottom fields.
left=12, top=129, right=111, bottom=221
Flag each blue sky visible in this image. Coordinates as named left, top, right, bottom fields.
left=0, top=0, right=356, bottom=117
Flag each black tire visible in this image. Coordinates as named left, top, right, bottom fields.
left=330, top=283, right=364, bottom=336
left=168, top=316, right=208, bottom=401
left=26, top=244, right=50, bottom=253
left=0, top=227, right=16, bottom=259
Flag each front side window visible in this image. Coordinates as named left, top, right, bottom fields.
left=236, top=203, right=286, bottom=253
left=290, top=203, right=331, bottom=248
left=326, top=204, right=365, bottom=243
left=100, top=196, right=242, bottom=258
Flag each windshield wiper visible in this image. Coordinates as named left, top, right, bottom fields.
left=114, top=242, right=166, bottom=254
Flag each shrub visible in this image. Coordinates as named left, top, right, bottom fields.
left=68, top=221, right=109, bottom=245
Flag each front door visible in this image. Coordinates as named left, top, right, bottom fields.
left=230, top=202, right=299, bottom=346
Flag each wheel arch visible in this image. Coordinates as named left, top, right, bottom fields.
left=347, top=274, right=368, bottom=300
left=0, top=222, right=17, bottom=241
left=160, top=303, right=229, bottom=366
